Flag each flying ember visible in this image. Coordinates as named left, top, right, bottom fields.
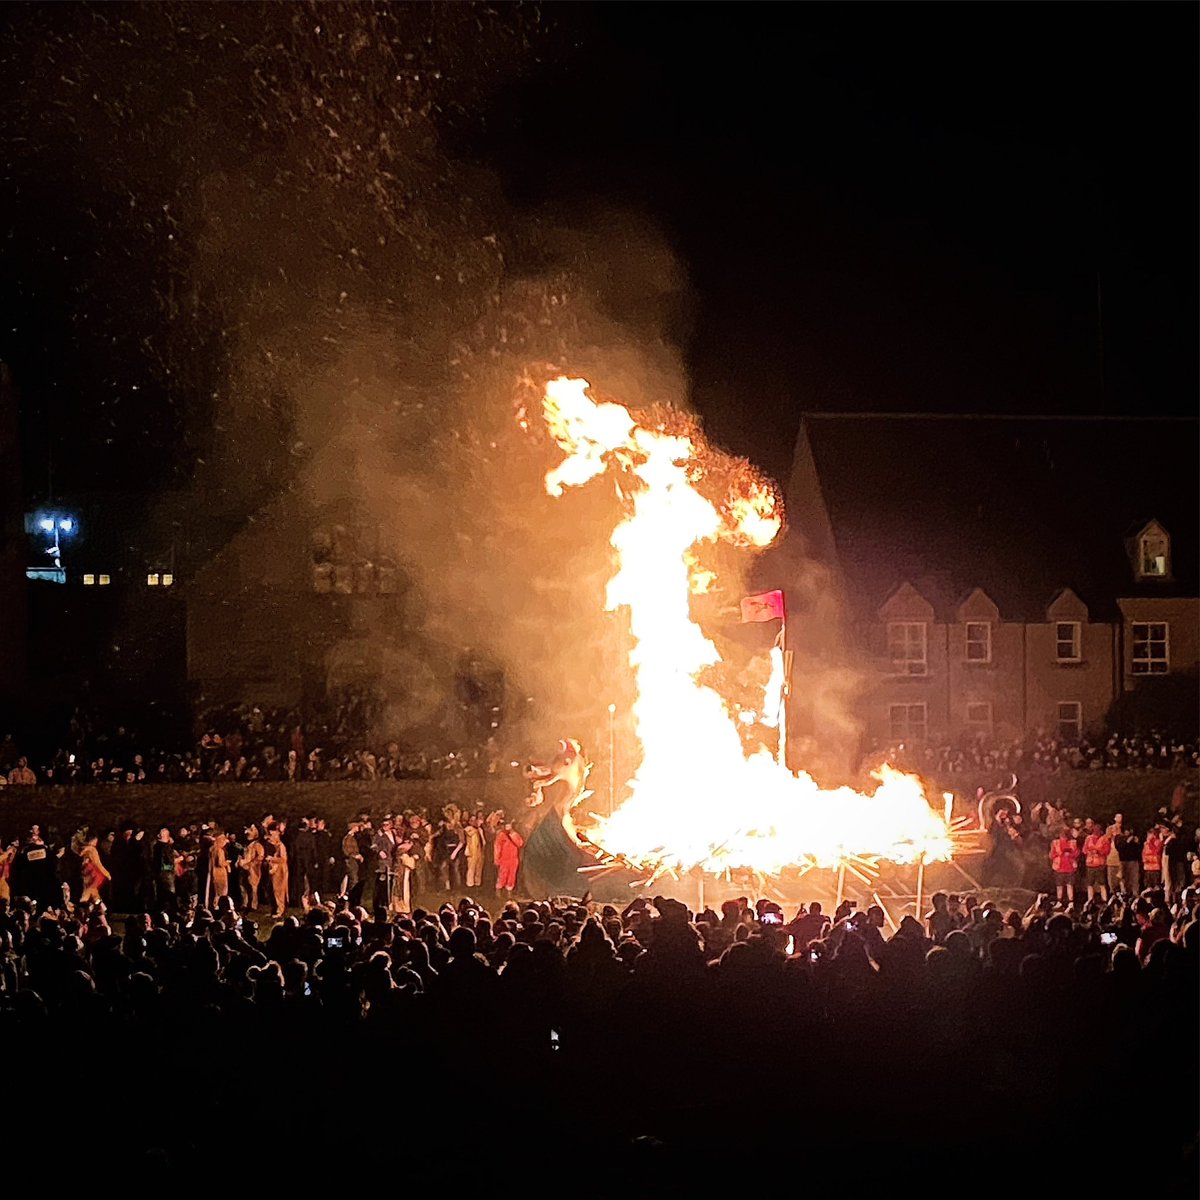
left=540, top=376, right=954, bottom=879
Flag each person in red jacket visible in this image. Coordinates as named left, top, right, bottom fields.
left=1141, top=823, right=1164, bottom=891
left=1082, top=825, right=1112, bottom=903
left=1049, top=826, right=1080, bottom=906
left=494, top=821, right=524, bottom=895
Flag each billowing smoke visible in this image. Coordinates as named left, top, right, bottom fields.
left=1, top=2, right=865, bottom=776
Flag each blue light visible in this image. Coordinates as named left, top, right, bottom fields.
left=38, top=517, right=54, bottom=532
left=59, top=518, right=74, bottom=532
left=26, top=567, right=66, bottom=585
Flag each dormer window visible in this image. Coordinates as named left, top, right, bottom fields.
left=1140, top=536, right=1168, bottom=577
left=965, top=621, right=992, bottom=663
left=1136, top=523, right=1170, bottom=579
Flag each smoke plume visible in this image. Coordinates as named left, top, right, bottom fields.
left=1, top=2, right=866, bottom=775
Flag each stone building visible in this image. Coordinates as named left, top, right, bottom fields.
left=780, top=416, right=1198, bottom=757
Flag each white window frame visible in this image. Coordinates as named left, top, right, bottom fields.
left=889, top=702, right=928, bottom=742
left=965, top=701, right=993, bottom=734
left=1130, top=622, right=1170, bottom=675
left=964, top=621, right=992, bottom=663
left=1056, top=701, right=1082, bottom=741
left=1055, top=621, right=1081, bottom=663
left=1137, top=533, right=1170, bottom=579
left=887, top=622, right=928, bottom=676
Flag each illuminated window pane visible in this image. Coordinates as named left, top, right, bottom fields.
left=98, top=574, right=111, bottom=586
left=1139, top=535, right=1169, bottom=578
left=162, top=573, right=174, bottom=586
left=147, top=573, right=159, bottom=586
left=83, top=574, right=95, bottom=586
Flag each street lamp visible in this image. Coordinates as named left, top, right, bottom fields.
left=607, top=703, right=617, bottom=817
left=31, top=510, right=77, bottom=583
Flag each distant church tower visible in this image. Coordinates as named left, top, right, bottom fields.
left=776, top=416, right=861, bottom=780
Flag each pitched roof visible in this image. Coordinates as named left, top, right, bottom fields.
left=785, top=415, right=1198, bottom=622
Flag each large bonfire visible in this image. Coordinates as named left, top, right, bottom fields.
left=538, top=376, right=954, bottom=884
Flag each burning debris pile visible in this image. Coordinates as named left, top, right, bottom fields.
left=536, top=376, right=954, bottom=888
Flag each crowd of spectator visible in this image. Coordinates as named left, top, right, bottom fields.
left=1, top=835, right=1195, bottom=1186
left=0, top=802, right=526, bottom=921
left=979, top=791, right=1199, bottom=906
left=0, top=699, right=503, bottom=787
left=3, top=712, right=1196, bottom=791
left=877, top=728, right=1199, bottom=779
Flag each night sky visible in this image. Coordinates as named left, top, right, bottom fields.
left=473, top=5, right=1198, bottom=479
left=1, top=2, right=1196, bottom=499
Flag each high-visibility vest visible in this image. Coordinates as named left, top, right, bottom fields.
left=1142, top=834, right=1163, bottom=872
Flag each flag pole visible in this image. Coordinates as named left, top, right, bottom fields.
left=739, top=590, right=789, bottom=770
left=777, top=600, right=788, bottom=770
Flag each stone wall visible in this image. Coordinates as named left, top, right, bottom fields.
left=0, top=777, right=526, bottom=836
left=0, top=769, right=1193, bottom=840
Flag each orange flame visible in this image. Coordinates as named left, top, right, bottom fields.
left=541, top=376, right=953, bottom=876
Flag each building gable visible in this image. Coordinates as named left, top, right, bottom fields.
left=878, top=581, right=934, bottom=622
left=1046, top=587, right=1089, bottom=622
left=783, top=418, right=840, bottom=568
left=801, top=418, right=1197, bottom=621
left=956, top=587, right=1000, bottom=622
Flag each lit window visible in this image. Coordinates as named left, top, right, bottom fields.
left=98, top=574, right=111, bottom=586
left=38, top=517, right=55, bottom=532
left=889, top=702, right=927, bottom=741
left=965, top=622, right=991, bottom=663
left=1055, top=621, right=1081, bottom=662
left=161, top=573, right=174, bottom=586
left=82, top=574, right=95, bottom=586
left=59, top=518, right=73, bottom=532
left=1138, top=533, right=1169, bottom=578
left=1057, top=701, right=1082, bottom=741
left=887, top=622, right=928, bottom=676
left=1131, top=622, right=1169, bottom=675
left=966, top=702, right=993, bottom=733
left=147, top=573, right=160, bottom=586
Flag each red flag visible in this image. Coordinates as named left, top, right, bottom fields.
left=740, top=589, right=785, bottom=623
